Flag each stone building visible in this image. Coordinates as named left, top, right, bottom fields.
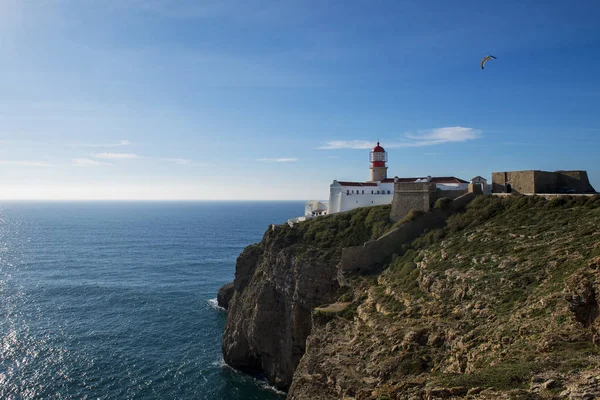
left=288, top=142, right=468, bottom=224
left=491, top=170, right=596, bottom=194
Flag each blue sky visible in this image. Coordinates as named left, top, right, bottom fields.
left=1, top=0, right=599, bottom=200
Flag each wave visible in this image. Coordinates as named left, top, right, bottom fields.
left=256, top=380, right=287, bottom=396
left=207, top=298, right=226, bottom=312
left=214, top=357, right=286, bottom=396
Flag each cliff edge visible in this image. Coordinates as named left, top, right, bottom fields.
left=221, top=206, right=393, bottom=390
left=221, top=195, right=600, bottom=399
left=289, top=195, right=600, bottom=399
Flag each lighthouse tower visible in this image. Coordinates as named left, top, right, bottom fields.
left=369, top=142, right=388, bottom=182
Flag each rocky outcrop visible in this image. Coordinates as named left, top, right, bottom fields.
left=288, top=195, right=600, bottom=399
left=217, top=282, right=234, bottom=310
left=221, top=227, right=341, bottom=389
left=220, top=206, right=395, bottom=390
left=221, top=195, right=600, bottom=399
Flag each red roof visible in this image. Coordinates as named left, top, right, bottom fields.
left=372, top=142, right=385, bottom=153
left=337, top=181, right=378, bottom=187
left=338, top=176, right=468, bottom=186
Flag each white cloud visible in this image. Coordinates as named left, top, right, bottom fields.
left=256, top=158, right=298, bottom=163
left=0, top=160, right=53, bottom=167
left=72, top=140, right=131, bottom=148
left=317, top=140, right=374, bottom=150
left=73, top=158, right=112, bottom=167
left=164, top=158, right=192, bottom=165
left=95, top=152, right=139, bottom=159
left=404, top=127, right=481, bottom=144
left=318, top=127, right=481, bottom=150
left=327, top=155, right=339, bottom=159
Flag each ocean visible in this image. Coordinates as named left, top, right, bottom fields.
left=0, top=201, right=303, bottom=400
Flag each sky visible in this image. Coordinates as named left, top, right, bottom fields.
left=1, top=0, right=599, bottom=200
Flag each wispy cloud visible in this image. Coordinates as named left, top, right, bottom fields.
left=327, top=155, right=339, bottom=159
left=256, top=158, right=298, bottom=163
left=318, top=140, right=374, bottom=150
left=73, top=158, right=112, bottom=167
left=163, top=158, right=192, bottom=165
left=72, top=140, right=131, bottom=148
left=95, top=152, right=139, bottom=159
left=0, top=160, right=53, bottom=167
left=404, top=127, right=481, bottom=145
left=318, top=127, right=481, bottom=150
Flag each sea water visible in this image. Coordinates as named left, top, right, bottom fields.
left=0, top=201, right=303, bottom=399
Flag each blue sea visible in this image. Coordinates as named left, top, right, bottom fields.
left=0, top=201, right=303, bottom=400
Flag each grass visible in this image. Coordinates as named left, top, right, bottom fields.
left=437, top=361, right=538, bottom=390
left=388, top=195, right=600, bottom=315
left=354, top=194, right=600, bottom=390
left=270, top=204, right=394, bottom=263
left=275, top=194, right=600, bottom=398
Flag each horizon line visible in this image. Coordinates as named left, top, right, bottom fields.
left=0, top=198, right=325, bottom=202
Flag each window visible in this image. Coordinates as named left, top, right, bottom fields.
left=346, top=190, right=349, bottom=195
left=362, top=190, right=364, bottom=194
left=377, top=190, right=380, bottom=194
left=371, top=190, right=373, bottom=194
left=387, top=190, right=391, bottom=194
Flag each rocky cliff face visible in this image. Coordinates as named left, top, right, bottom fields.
left=288, top=195, right=600, bottom=399
left=221, top=232, right=340, bottom=389
left=221, top=206, right=393, bottom=390
left=222, top=195, right=600, bottom=399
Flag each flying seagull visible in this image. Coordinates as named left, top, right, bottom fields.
left=481, top=55, right=497, bottom=70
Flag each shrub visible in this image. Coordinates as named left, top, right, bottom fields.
left=547, top=196, right=568, bottom=208
left=434, top=197, right=453, bottom=211
left=279, top=205, right=394, bottom=263
left=438, top=361, right=537, bottom=390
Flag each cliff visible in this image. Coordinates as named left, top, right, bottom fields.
left=222, top=195, right=600, bottom=399
left=221, top=206, right=394, bottom=390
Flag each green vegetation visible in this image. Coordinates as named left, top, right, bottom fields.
left=353, top=194, right=600, bottom=392
left=438, top=361, right=537, bottom=390
left=272, top=205, right=393, bottom=262
left=387, top=209, right=425, bottom=233
left=433, top=197, right=453, bottom=211
left=339, top=302, right=360, bottom=320
left=390, top=195, right=600, bottom=312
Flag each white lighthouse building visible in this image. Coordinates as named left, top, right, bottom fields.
left=327, top=142, right=394, bottom=214
left=288, top=142, right=469, bottom=224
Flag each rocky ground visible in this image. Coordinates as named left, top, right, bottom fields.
left=221, top=195, right=600, bottom=399
left=288, top=195, right=600, bottom=399
left=221, top=206, right=393, bottom=390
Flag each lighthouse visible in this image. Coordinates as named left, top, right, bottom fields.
left=369, top=142, right=388, bottom=182
left=287, top=141, right=470, bottom=224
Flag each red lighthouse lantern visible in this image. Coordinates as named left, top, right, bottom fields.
left=369, top=142, right=388, bottom=181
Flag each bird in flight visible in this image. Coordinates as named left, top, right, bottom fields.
left=481, top=55, right=497, bottom=70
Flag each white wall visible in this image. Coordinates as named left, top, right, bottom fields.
left=436, top=183, right=469, bottom=191
left=304, top=200, right=328, bottom=216
left=328, top=181, right=394, bottom=214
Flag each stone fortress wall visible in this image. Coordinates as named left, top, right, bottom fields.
left=340, top=191, right=476, bottom=274
left=492, top=170, right=596, bottom=194
left=390, top=182, right=467, bottom=222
